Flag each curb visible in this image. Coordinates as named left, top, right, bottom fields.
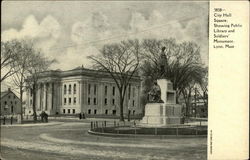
left=88, top=130, right=207, bottom=138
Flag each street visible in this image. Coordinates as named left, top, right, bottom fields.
left=1, top=119, right=207, bottom=160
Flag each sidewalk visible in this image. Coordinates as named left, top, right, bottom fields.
left=1, top=121, right=63, bottom=127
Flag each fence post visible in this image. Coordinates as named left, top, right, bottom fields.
left=96, top=121, right=98, bottom=128
left=91, top=121, right=93, bottom=129
left=176, top=127, right=178, bottom=136
left=154, top=127, right=157, bottom=135
left=200, top=120, right=202, bottom=126
left=11, top=116, right=13, bottom=125
left=114, top=121, right=116, bottom=127
left=104, top=121, right=106, bottom=127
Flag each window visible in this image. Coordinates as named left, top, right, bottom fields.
left=4, top=101, right=7, bottom=105
left=133, top=110, right=135, bottom=115
left=73, top=84, right=76, bottom=94
left=15, top=101, right=17, bottom=105
left=88, top=84, right=91, bottom=94
left=88, top=97, right=91, bottom=105
left=133, top=87, right=135, bottom=97
left=104, top=98, right=107, bottom=105
left=133, top=100, right=135, bottom=107
left=30, top=99, right=32, bottom=105
left=64, top=85, right=67, bottom=94
left=63, top=109, right=65, bottom=113
left=30, top=90, right=32, bottom=96
left=8, top=95, right=11, bottom=99
left=112, top=99, right=115, bottom=105
left=93, top=98, right=97, bottom=105
left=73, top=109, right=75, bottom=114
left=94, top=84, right=97, bottom=95
left=128, top=84, right=131, bottom=99
left=88, top=109, right=91, bottom=114
left=14, top=96, right=16, bottom=99
left=64, top=98, right=67, bottom=105
left=112, top=110, right=116, bottom=115
left=11, top=101, right=13, bottom=104
left=11, top=106, right=14, bottom=113
left=105, top=110, right=108, bottom=115
left=68, top=109, right=70, bottom=114
left=94, top=109, right=97, bottom=114
left=69, top=85, right=72, bottom=94
left=69, top=98, right=71, bottom=104
left=112, top=86, right=115, bottom=96
left=73, top=97, right=76, bottom=104
left=128, top=110, right=131, bottom=115
left=104, top=86, right=107, bottom=96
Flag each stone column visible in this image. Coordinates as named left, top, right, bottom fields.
left=55, top=82, right=60, bottom=113
left=47, top=82, right=52, bottom=114
left=56, top=82, right=62, bottom=114
left=43, top=83, right=47, bottom=111
left=36, top=83, right=40, bottom=111
left=40, top=83, right=43, bottom=111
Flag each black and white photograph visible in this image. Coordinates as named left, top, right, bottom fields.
left=4, top=1, right=248, bottom=160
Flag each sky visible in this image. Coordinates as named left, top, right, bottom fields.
left=1, top=1, right=208, bottom=71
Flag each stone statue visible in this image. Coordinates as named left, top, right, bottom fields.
left=148, top=80, right=164, bottom=103
left=159, top=47, right=167, bottom=78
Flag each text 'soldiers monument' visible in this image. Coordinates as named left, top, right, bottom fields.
left=140, top=47, right=182, bottom=126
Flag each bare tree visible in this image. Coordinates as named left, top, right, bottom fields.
left=1, top=40, right=20, bottom=82
left=25, top=50, right=56, bottom=122
left=3, top=39, right=55, bottom=122
left=88, top=40, right=141, bottom=121
left=1, top=40, right=34, bottom=121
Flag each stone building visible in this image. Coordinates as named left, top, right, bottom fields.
left=0, top=88, right=21, bottom=116
left=25, top=67, right=142, bottom=117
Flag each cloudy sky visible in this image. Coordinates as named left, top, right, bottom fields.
left=2, top=1, right=208, bottom=70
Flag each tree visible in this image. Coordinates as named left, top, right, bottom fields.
left=25, top=51, right=56, bottom=121
left=88, top=40, right=141, bottom=121
left=140, top=38, right=207, bottom=116
left=1, top=41, right=20, bottom=82
left=3, top=39, right=55, bottom=122
left=2, top=40, right=34, bottom=121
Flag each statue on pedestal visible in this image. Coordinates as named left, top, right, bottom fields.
left=147, top=80, right=164, bottom=103
left=159, top=47, right=167, bottom=78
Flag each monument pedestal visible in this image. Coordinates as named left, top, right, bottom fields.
left=140, top=103, right=182, bottom=126
left=140, top=79, right=182, bottom=126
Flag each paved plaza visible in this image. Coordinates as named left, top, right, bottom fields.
left=1, top=119, right=207, bottom=160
